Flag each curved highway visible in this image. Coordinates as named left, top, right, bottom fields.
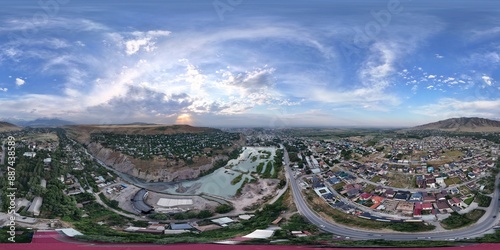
left=283, top=147, right=500, bottom=240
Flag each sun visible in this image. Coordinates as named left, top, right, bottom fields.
left=175, top=114, right=192, bottom=125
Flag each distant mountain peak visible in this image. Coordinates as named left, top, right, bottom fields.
left=8, top=118, right=75, bottom=127
left=410, top=117, right=500, bottom=132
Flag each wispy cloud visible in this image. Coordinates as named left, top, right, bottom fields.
left=413, top=98, right=500, bottom=119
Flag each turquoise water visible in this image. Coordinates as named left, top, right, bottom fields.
left=158, top=146, right=277, bottom=198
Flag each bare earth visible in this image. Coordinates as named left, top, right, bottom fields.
left=231, top=178, right=280, bottom=214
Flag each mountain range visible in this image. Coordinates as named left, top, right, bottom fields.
left=1, top=117, right=500, bottom=132
left=6, top=118, right=75, bottom=127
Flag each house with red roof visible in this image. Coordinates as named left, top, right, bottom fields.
left=448, top=197, right=463, bottom=207
left=370, top=195, right=385, bottom=209
left=359, top=192, right=372, bottom=201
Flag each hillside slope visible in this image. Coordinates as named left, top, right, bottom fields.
left=0, top=121, right=22, bottom=132
left=64, top=124, right=243, bottom=182
left=408, top=117, right=500, bottom=132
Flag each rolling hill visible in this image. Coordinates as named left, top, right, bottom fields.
left=0, top=121, right=22, bottom=132
left=408, top=117, right=500, bottom=132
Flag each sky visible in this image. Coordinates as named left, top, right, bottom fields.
left=0, top=0, right=499, bottom=128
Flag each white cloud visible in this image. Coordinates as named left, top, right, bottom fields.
left=146, top=30, right=171, bottom=36
left=435, top=54, right=444, bottom=59
left=413, top=98, right=500, bottom=119
left=482, top=75, right=493, bottom=86
left=113, top=30, right=171, bottom=55
left=125, top=38, right=152, bottom=55
left=359, top=42, right=395, bottom=86
left=15, top=78, right=25, bottom=86
left=428, top=75, right=436, bottom=79
left=0, top=87, right=7, bottom=92
left=443, top=77, right=459, bottom=85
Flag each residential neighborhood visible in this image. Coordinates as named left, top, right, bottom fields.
left=284, top=134, right=499, bottom=224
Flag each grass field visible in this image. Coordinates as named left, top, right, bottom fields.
left=21, top=132, right=59, bottom=142
left=388, top=173, right=414, bottom=189
left=441, top=209, right=485, bottom=229
left=445, top=177, right=462, bottom=186
left=464, top=196, right=475, bottom=205
left=370, top=176, right=381, bottom=183
left=444, top=150, right=464, bottom=160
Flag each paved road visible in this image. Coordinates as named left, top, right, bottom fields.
left=284, top=146, right=500, bottom=240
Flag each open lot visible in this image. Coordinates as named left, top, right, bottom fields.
left=445, top=177, right=462, bottom=186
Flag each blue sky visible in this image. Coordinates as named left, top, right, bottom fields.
left=0, top=0, right=499, bottom=127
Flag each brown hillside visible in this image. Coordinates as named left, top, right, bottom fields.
left=407, top=117, right=500, bottom=132
left=0, top=121, right=22, bottom=132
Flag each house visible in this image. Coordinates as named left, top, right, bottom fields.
left=435, top=200, right=452, bottom=213
left=409, top=192, right=423, bottom=202
left=344, top=184, right=355, bottom=191
left=370, top=195, right=385, bottom=209
left=436, top=193, right=446, bottom=201
left=359, top=192, right=372, bottom=201
left=448, top=197, right=462, bottom=207
left=23, top=152, right=36, bottom=158
left=385, top=189, right=395, bottom=198
left=327, top=177, right=341, bottom=185
left=311, top=177, right=324, bottom=189
left=394, top=191, right=410, bottom=201
left=346, top=188, right=360, bottom=199
left=375, top=185, right=386, bottom=193
left=422, top=202, right=433, bottom=210
left=416, top=175, right=425, bottom=188
left=450, top=187, right=460, bottom=195
left=426, top=179, right=436, bottom=189
left=435, top=177, right=445, bottom=186
left=423, top=193, right=435, bottom=202
left=211, top=217, right=235, bottom=226
left=414, top=202, right=423, bottom=217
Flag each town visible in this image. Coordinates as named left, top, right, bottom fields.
left=1, top=126, right=500, bottom=245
